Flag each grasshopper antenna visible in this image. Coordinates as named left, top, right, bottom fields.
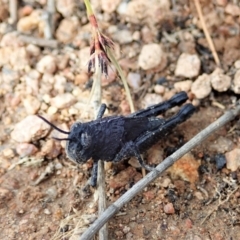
left=37, top=115, right=70, bottom=134
left=52, top=137, right=72, bottom=141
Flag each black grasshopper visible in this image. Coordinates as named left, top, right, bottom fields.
left=39, top=91, right=195, bottom=187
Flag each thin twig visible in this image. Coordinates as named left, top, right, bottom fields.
left=92, top=57, right=108, bottom=240
left=9, top=0, right=18, bottom=25
left=47, top=0, right=56, bottom=38
left=80, top=103, right=240, bottom=240
left=194, top=0, right=220, bottom=66
left=18, top=34, right=58, bottom=48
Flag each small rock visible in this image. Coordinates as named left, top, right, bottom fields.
left=127, top=72, right=141, bottom=90
left=232, top=69, right=240, bottom=94
left=26, top=44, right=41, bottom=57
left=175, top=53, right=201, bottom=78
left=185, top=219, right=193, bottom=229
left=0, top=188, right=13, bottom=201
left=23, top=95, right=41, bottom=114
left=225, top=148, right=240, bottom=171
left=128, top=158, right=141, bottom=168
left=194, top=191, right=204, bottom=200
left=138, top=44, right=166, bottom=70
left=143, top=190, right=156, bottom=200
left=43, top=209, right=51, bottom=215
left=214, top=154, right=226, bottom=170
left=53, top=75, right=67, bottom=94
left=10, top=47, right=29, bottom=70
left=40, top=139, right=62, bottom=159
left=108, top=167, right=139, bottom=190
left=16, top=143, right=38, bottom=157
left=101, top=0, right=121, bottom=13
left=210, top=68, right=231, bottom=92
left=17, top=10, right=42, bottom=32
left=79, top=47, right=90, bottom=72
left=154, top=85, right=165, bottom=94
left=167, top=153, right=200, bottom=189
left=56, top=0, right=76, bottom=17
left=141, top=93, right=163, bottom=108
left=111, top=29, right=133, bottom=44
left=56, top=18, right=79, bottom=43
left=2, top=148, right=15, bottom=159
left=216, top=0, right=227, bottom=6
left=234, top=60, right=240, bottom=69
left=0, top=31, right=24, bottom=48
left=36, top=55, right=57, bottom=74
left=191, top=74, right=212, bottom=99
left=74, top=72, right=89, bottom=85
left=209, top=136, right=234, bottom=153
left=161, top=177, right=172, bottom=188
left=50, top=93, right=76, bottom=109
left=11, top=115, right=51, bottom=143
left=174, top=80, right=192, bottom=92
left=225, top=3, right=240, bottom=16
left=163, top=203, right=175, bottom=214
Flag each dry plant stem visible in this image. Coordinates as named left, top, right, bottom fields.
left=97, top=160, right=108, bottom=240
left=9, top=0, right=18, bottom=25
left=18, top=34, right=58, bottom=48
left=80, top=104, right=240, bottom=240
left=47, top=0, right=56, bottom=38
left=92, top=58, right=108, bottom=240
left=107, top=49, right=135, bottom=113
left=194, top=0, right=220, bottom=66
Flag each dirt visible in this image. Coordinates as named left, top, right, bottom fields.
left=0, top=1, right=240, bottom=240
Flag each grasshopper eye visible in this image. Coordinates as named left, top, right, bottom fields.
left=81, top=133, right=91, bottom=149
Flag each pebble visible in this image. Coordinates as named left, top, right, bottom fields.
left=127, top=72, right=141, bottom=90
left=167, top=153, right=200, bottom=189
left=11, top=115, right=51, bottom=143
left=225, top=148, right=240, bottom=171
left=232, top=69, right=240, bottom=94
left=234, top=60, right=240, bottom=69
left=2, top=148, right=15, bottom=159
left=154, top=85, right=165, bottom=94
left=141, top=93, right=163, bottom=108
left=22, top=95, right=41, bottom=114
left=108, top=167, right=139, bottom=190
left=78, top=47, right=90, bottom=72
left=214, top=154, right=226, bottom=170
left=225, top=3, right=240, bottom=16
left=0, top=31, right=23, bottom=48
left=16, top=143, right=38, bottom=157
left=56, top=0, right=76, bottom=17
left=36, top=55, right=57, bottom=74
left=17, top=10, right=42, bottom=32
left=40, top=139, right=62, bottom=159
left=210, top=68, right=231, bottom=92
left=191, top=74, right=212, bottom=99
left=175, top=53, right=201, bottom=78
left=101, top=0, right=121, bottom=13
left=26, top=44, right=41, bottom=57
left=174, top=80, right=192, bottom=92
left=10, top=47, right=30, bottom=70
left=111, top=29, right=133, bottom=44
left=0, top=187, right=13, bottom=201
left=56, top=18, right=79, bottom=43
left=138, top=44, right=166, bottom=70
left=163, top=203, right=175, bottom=214
left=50, top=93, right=76, bottom=109
left=209, top=136, right=234, bottom=153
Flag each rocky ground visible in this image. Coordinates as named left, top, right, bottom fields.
left=1, top=0, right=240, bottom=239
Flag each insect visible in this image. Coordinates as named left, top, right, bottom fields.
left=39, top=91, right=195, bottom=187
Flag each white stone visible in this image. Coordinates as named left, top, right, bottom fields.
left=175, top=53, right=201, bottom=78
left=191, top=74, right=211, bottom=99
left=138, top=44, right=166, bottom=70
left=232, top=69, right=240, bottom=94
left=210, top=68, right=231, bottom=92
left=11, top=115, right=51, bottom=143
